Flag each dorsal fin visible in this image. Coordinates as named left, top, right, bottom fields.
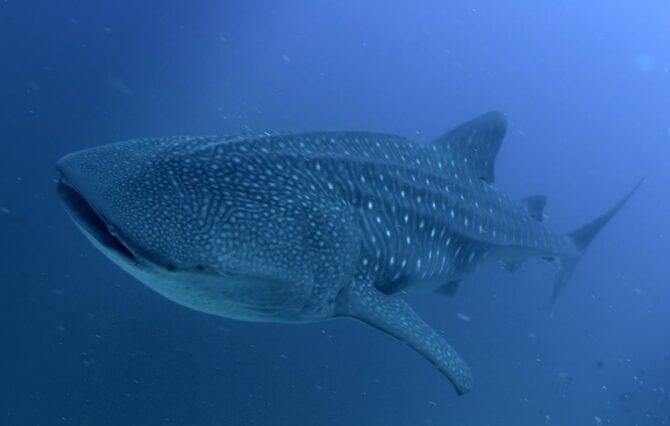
left=432, top=111, right=507, bottom=184
left=521, top=195, right=547, bottom=221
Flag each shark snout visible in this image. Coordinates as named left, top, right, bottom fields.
left=56, top=151, right=140, bottom=265
left=55, top=150, right=97, bottom=191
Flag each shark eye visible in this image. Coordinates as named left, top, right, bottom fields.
left=196, top=265, right=205, bottom=271
left=166, top=264, right=176, bottom=272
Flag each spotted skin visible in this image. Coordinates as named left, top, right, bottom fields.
left=56, top=112, right=637, bottom=395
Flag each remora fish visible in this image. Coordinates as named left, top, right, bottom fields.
left=56, top=112, right=641, bottom=394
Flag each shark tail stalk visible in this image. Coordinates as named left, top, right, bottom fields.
left=551, top=177, right=646, bottom=305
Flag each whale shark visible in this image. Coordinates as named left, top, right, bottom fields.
left=56, top=111, right=641, bottom=394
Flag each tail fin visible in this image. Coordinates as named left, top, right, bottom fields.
left=551, top=177, right=645, bottom=305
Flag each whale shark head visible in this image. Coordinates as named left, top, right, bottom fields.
left=56, top=136, right=310, bottom=320
left=57, top=137, right=215, bottom=272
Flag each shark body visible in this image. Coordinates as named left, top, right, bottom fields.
left=56, top=112, right=640, bottom=394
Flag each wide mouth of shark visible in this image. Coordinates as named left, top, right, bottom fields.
left=57, top=180, right=138, bottom=264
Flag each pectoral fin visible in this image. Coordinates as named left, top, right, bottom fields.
left=335, top=279, right=473, bottom=395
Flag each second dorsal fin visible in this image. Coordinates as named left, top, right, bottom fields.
left=435, top=280, right=461, bottom=297
left=432, top=111, right=507, bottom=184
left=521, top=195, right=547, bottom=222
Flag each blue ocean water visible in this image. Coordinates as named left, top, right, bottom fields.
left=1, top=1, right=668, bottom=424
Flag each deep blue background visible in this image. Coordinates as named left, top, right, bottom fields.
left=1, top=1, right=668, bottom=424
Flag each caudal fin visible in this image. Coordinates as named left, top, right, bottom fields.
left=551, top=177, right=645, bottom=305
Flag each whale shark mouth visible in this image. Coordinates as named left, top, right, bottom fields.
left=57, top=180, right=137, bottom=264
